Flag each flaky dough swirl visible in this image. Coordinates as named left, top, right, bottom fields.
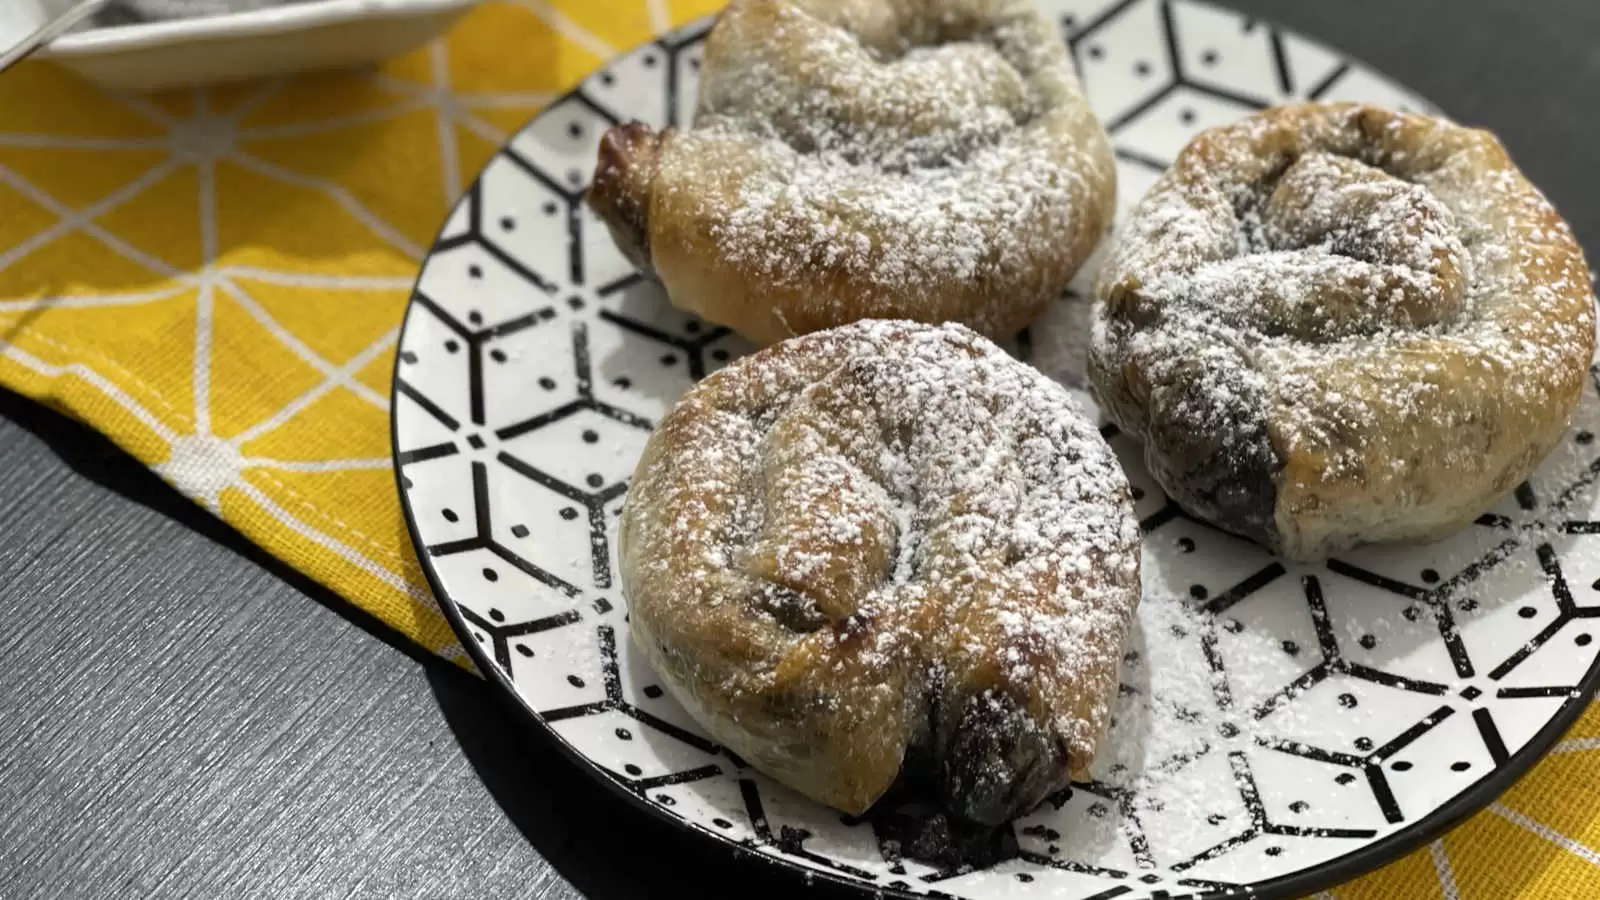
left=618, top=320, right=1141, bottom=825
left=588, top=0, right=1116, bottom=347
left=1090, top=102, right=1597, bottom=561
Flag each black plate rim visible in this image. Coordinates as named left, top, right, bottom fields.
left=389, top=20, right=1600, bottom=900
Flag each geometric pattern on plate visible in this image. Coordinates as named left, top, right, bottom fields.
left=393, top=2, right=1600, bottom=897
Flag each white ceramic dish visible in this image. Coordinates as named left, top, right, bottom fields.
left=35, top=0, right=475, bottom=93
left=392, top=2, right=1600, bottom=898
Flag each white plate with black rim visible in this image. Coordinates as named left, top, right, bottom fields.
left=391, top=1, right=1600, bottom=897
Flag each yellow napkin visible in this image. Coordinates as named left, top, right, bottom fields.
left=0, top=1, right=1592, bottom=897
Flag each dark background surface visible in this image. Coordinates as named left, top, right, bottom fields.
left=3, top=2, right=1598, bottom=898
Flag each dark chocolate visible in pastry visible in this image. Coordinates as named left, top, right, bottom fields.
left=1089, top=102, right=1596, bottom=561
left=618, top=320, right=1141, bottom=825
left=586, top=0, right=1117, bottom=347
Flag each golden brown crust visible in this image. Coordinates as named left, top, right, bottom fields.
left=587, top=122, right=661, bottom=273
left=1089, top=101, right=1597, bottom=561
left=618, top=320, right=1141, bottom=823
left=586, top=0, right=1116, bottom=347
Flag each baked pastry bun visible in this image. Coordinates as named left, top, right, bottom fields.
left=618, top=320, right=1141, bottom=825
left=588, top=0, right=1117, bottom=347
left=1089, top=101, right=1596, bottom=562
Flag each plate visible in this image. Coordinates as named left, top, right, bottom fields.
left=37, top=0, right=474, bottom=93
left=391, top=2, right=1600, bottom=897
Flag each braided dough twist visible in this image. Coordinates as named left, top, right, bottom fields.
left=619, top=320, right=1141, bottom=825
left=588, top=0, right=1116, bottom=347
left=1089, top=102, right=1597, bottom=561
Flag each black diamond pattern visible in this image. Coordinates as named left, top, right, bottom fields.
left=394, top=4, right=1598, bottom=899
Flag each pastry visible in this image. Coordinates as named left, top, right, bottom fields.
left=1089, top=101, right=1597, bottom=562
left=587, top=0, right=1116, bottom=347
left=617, top=320, right=1141, bottom=825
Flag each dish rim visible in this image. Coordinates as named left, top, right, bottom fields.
left=395, top=368, right=1600, bottom=900
left=388, top=20, right=1600, bottom=900
left=39, top=0, right=474, bottom=57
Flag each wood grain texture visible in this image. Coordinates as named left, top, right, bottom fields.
left=0, top=388, right=814, bottom=900
left=1, top=2, right=1597, bottom=897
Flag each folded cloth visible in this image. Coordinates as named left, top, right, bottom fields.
left=0, top=2, right=1592, bottom=897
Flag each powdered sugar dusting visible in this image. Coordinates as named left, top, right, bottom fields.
left=400, top=10, right=1600, bottom=895
left=694, top=134, right=1092, bottom=301
left=633, top=0, right=1116, bottom=342
left=1090, top=102, right=1597, bottom=561
left=620, top=319, right=1142, bottom=821
left=1078, top=547, right=1332, bottom=858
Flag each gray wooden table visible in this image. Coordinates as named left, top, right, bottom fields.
left=3, top=2, right=1597, bottom=898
